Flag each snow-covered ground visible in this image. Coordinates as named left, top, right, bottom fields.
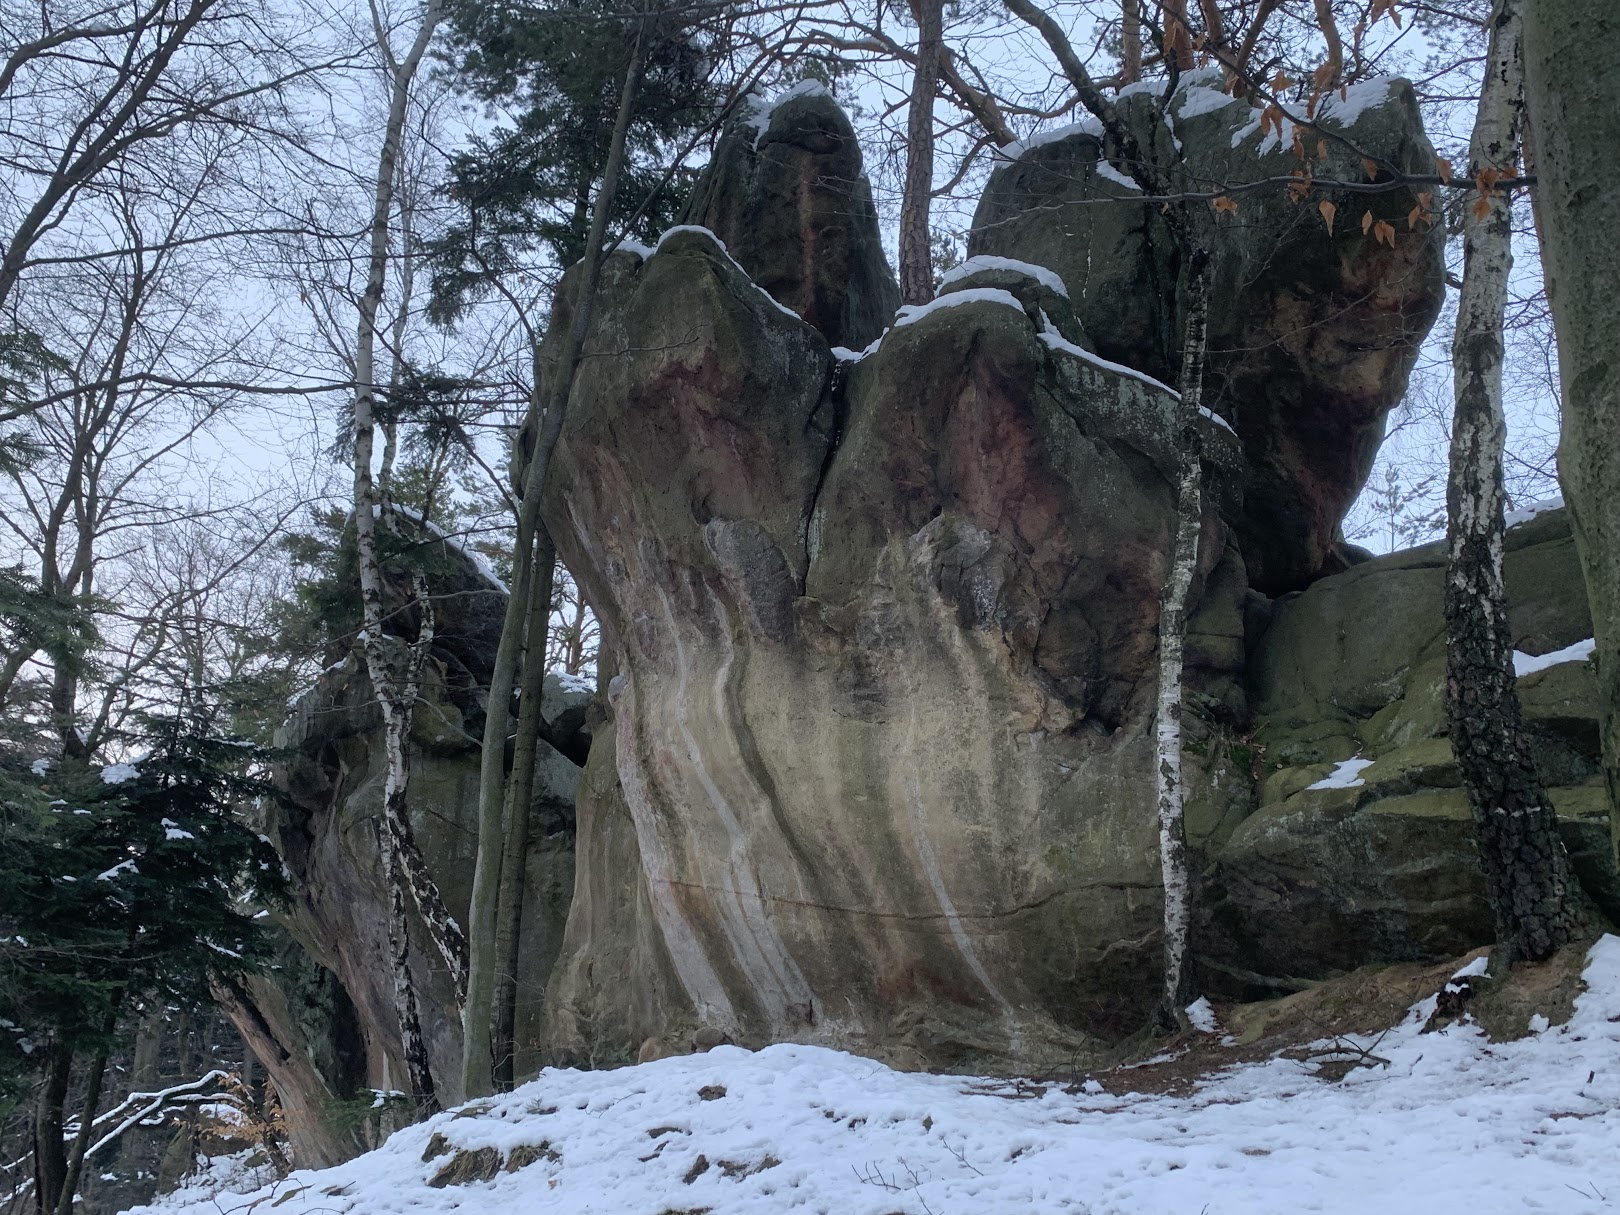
left=128, top=938, right=1620, bottom=1215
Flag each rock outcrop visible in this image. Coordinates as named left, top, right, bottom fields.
left=679, top=82, right=899, bottom=351
left=531, top=84, right=1607, bottom=1071
left=224, top=534, right=589, bottom=1162
left=1524, top=1, right=1620, bottom=870
left=242, top=83, right=1612, bottom=1142
left=970, top=73, right=1447, bottom=591
left=538, top=180, right=1243, bottom=1065
left=1199, top=506, right=1617, bottom=988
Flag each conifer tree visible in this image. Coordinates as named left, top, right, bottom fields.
left=0, top=709, right=286, bottom=1212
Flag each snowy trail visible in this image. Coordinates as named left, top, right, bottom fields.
left=131, top=938, right=1620, bottom=1215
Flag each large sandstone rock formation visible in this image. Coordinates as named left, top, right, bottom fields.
left=536, top=101, right=1246, bottom=1067
left=531, top=84, right=1608, bottom=1071
left=1525, top=0, right=1620, bottom=869
left=223, top=535, right=589, bottom=1163
left=242, top=84, right=1612, bottom=1145
left=1199, top=506, right=1618, bottom=988
left=970, top=72, right=1447, bottom=591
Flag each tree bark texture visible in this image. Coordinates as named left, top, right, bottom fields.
left=1120, top=0, right=1142, bottom=83
left=1162, top=0, right=1193, bottom=71
left=349, top=0, right=447, bottom=1115
left=1446, top=0, right=1584, bottom=964
left=32, top=1042, right=71, bottom=1214
left=899, top=0, right=943, bottom=305
left=490, top=526, right=557, bottom=1089
left=379, top=815, right=438, bottom=1114
left=1155, top=251, right=1210, bottom=1029
left=1314, top=0, right=1343, bottom=87
left=462, top=24, right=647, bottom=1099
left=1523, top=0, right=1620, bottom=863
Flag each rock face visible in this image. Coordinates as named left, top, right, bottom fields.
left=530, top=86, right=1608, bottom=1071
left=1199, top=507, right=1618, bottom=989
left=240, top=84, right=1610, bottom=1135
left=969, top=73, right=1447, bottom=591
left=680, top=82, right=899, bottom=350
left=225, top=536, right=589, bottom=1163
left=1524, top=0, right=1620, bottom=867
left=538, top=214, right=1242, bottom=1066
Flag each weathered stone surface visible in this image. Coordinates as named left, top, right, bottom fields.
left=539, top=210, right=1243, bottom=1068
left=1200, top=508, right=1617, bottom=989
left=969, top=73, right=1447, bottom=591
left=680, top=82, right=898, bottom=351
left=1525, top=0, right=1620, bottom=863
left=223, top=536, right=588, bottom=1161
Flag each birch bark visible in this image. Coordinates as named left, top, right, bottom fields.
left=1155, top=254, right=1210, bottom=1028
left=349, top=0, right=450, bottom=1113
left=1002, top=0, right=1212, bottom=1031
left=1445, top=0, right=1584, bottom=964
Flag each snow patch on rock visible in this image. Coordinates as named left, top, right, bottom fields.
left=939, top=255, right=1070, bottom=298
left=893, top=287, right=1026, bottom=328
left=1306, top=756, right=1374, bottom=790
left=1513, top=637, right=1596, bottom=677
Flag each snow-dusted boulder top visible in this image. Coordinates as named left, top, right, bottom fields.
left=971, top=72, right=1446, bottom=592
left=678, top=80, right=899, bottom=350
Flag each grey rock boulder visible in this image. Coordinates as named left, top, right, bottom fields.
left=970, top=73, right=1447, bottom=591
left=680, top=82, right=899, bottom=350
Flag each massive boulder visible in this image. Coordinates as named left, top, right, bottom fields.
left=537, top=210, right=1242, bottom=1068
left=680, top=81, right=899, bottom=351
left=532, top=86, right=1609, bottom=1069
left=223, top=533, right=589, bottom=1162
left=1198, top=507, right=1618, bottom=989
left=969, top=73, right=1447, bottom=591
left=1525, top=0, right=1620, bottom=863
left=238, top=84, right=1607, bottom=1132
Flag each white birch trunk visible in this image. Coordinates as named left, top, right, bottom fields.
left=1445, top=0, right=1583, bottom=963
left=350, top=0, right=447, bottom=1114
left=1155, top=254, right=1211, bottom=1029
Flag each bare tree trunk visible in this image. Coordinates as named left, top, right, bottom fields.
left=1523, top=0, right=1620, bottom=867
left=1002, top=0, right=1215, bottom=1029
left=1004, top=0, right=1216, bottom=1030
left=489, top=526, right=557, bottom=1089
left=1154, top=251, right=1210, bottom=1030
left=565, top=593, right=588, bottom=674
left=1120, top=0, right=1142, bottom=82
left=53, top=1016, right=113, bottom=1215
left=462, top=21, right=649, bottom=1099
left=1314, top=0, right=1344, bottom=87
left=350, top=0, right=447, bottom=1115
left=1196, top=0, right=1227, bottom=56
left=1162, top=0, right=1194, bottom=71
left=1231, top=0, right=1283, bottom=86
left=379, top=817, right=438, bottom=1113
left=32, top=1043, right=70, bottom=1215
left=1446, top=0, right=1584, bottom=966
left=899, top=0, right=943, bottom=304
